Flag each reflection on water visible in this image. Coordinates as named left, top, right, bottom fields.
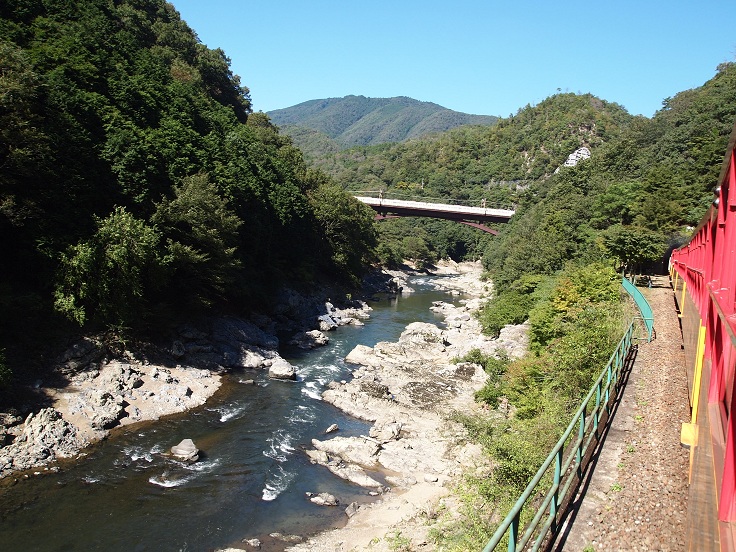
left=0, top=278, right=461, bottom=551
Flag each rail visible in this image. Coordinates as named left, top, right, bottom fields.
left=483, top=276, right=654, bottom=551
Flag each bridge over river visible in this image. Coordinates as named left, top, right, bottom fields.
left=353, top=192, right=515, bottom=234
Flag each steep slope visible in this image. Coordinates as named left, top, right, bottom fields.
left=485, top=62, right=736, bottom=288
left=0, top=0, right=378, bottom=382
left=312, top=93, right=633, bottom=199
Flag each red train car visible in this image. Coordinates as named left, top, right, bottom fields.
left=671, top=120, right=736, bottom=550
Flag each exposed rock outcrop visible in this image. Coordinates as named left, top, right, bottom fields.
left=268, top=358, right=297, bottom=380
left=0, top=408, right=80, bottom=476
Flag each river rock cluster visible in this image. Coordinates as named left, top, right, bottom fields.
left=289, top=261, right=530, bottom=551
left=0, top=286, right=375, bottom=480
left=1, top=262, right=530, bottom=551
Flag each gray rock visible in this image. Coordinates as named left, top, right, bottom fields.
left=0, top=408, right=81, bottom=478
left=268, top=358, right=296, bottom=380
left=311, top=436, right=381, bottom=468
left=240, top=349, right=267, bottom=369
left=345, top=502, right=360, bottom=518
left=359, top=380, right=390, bottom=399
left=269, top=533, right=302, bottom=543
left=171, top=340, right=186, bottom=358
left=370, top=421, right=403, bottom=442
left=241, top=538, right=261, bottom=548
left=309, top=492, right=339, bottom=506
left=55, top=337, right=104, bottom=376
left=178, top=325, right=207, bottom=340
left=171, top=438, right=199, bottom=462
left=317, top=314, right=338, bottom=332
left=290, top=330, right=329, bottom=349
left=85, top=389, right=125, bottom=430
left=212, top=317, right=279, bottom=350
left=306, top=449, right=330, bottom=464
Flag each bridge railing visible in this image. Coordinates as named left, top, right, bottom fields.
left=670, top=121, right=736, bottom=522
left=351, top=190, right=515, bottom=211
left=483, top=316, right=639, bottom=551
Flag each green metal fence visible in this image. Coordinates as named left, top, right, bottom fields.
left=482, top=322, right=636, bottom=551
left=621, top=277, right=654, bottom=342
left=482, top=278, right=654, bottom=550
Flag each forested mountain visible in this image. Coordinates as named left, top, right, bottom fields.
left=485, top=62, right=736, bottom=288
left=304, top=93, right=635, bottom=268
left=297, top=65, right=736, bottom=280
left=0, top=0, right=377, bottom=383
left=267, top=95, right=498, bottom=157
left=314, top=93, right=632, bottom=197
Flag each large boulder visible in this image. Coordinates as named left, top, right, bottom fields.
left=344, top=344, right=376, bottom=366
left=308, top=492, right=339, bottom=506
left=268, top=358, right=296, bottom=380
left=82, top=388, right=125, bottom=430
left=211, top=318, right=279, bottom=350
left=0, top=408, right=81, bottom=477
left=55, top=337, right=105, bottom=376
left=171, top=438, right=199, bottom=462
left=317, top=314, right=338, bottom=332
left=311, top=436, right=381, bottom=468
left=289, top=330, right=329, bottom=350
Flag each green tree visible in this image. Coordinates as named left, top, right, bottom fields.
left=152, top=173, right=242, bottom=309
left=55, top=206, right=164, bottom=328
left=309, top=182, right=377, bottom=281
left=601, top=224, right=667, bottom=275
left=401, top=235, right=435, bottom=270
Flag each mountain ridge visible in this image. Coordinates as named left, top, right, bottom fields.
left=267, top=95, right=498, bottom=154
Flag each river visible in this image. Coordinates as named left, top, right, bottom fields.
left=0, top=276, right=465, bottom=552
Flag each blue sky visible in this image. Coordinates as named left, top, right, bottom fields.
left=171, top=0, right=735, bottom=118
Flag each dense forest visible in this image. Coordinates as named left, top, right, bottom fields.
left=304, top=65, right=736, bottom=281
left=0, top=0, right=378, bottom=386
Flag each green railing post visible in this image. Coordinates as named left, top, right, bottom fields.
left=551, top=447, right=563, bottom=532
left=482, top=279, right=655, bottom=551
left=508, top=511, right=520, bottom=552
left=594, top=381, right=601, bottom=434
left=576, top=412, right=585, bottom=478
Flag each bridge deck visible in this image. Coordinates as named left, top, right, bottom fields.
left=354, top=196, right=515, bottom=220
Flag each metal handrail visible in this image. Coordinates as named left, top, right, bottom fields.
left=621, top=277, right=654, bottom=342
left=483, top=320, right=637, bottom=551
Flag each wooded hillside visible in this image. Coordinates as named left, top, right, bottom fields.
left=0, top=0, right=377, bottom=385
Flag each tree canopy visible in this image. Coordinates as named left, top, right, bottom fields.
left=0, top=0, right=378, bottom=381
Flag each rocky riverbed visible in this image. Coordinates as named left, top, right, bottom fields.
left=1, top=261, right=530, bottom=552
left=282, top=261, right=529, bottom=552
left=0, top=289, right=374, bottom=480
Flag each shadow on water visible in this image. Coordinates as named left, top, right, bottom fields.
left=0, top=277, right=463, bottom=552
